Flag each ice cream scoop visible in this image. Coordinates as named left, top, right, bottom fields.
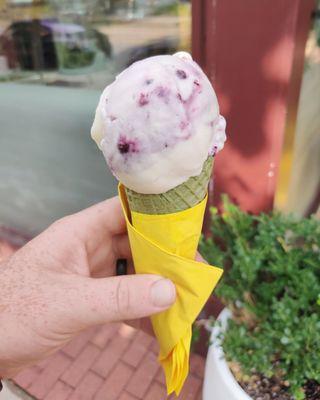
left=91, top=52, right=226, bottom=194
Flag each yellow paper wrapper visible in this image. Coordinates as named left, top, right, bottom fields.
left=119, top=184, right=223, bottom=396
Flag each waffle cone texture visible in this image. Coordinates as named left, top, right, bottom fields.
left=125, top=156, right=213, bottom=214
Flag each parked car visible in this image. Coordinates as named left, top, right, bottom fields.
left=0, top=19, right=112, bottom=72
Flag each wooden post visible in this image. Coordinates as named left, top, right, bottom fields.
left=193, top=0, right=315, bottom=214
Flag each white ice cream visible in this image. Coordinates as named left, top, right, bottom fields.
left=91, top=52, right=226, bottom=194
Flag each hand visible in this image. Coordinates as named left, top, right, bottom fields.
left=0, top=197, right=176, bottom=377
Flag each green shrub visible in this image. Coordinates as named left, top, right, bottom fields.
left=200, top=196, right=320, bottom=399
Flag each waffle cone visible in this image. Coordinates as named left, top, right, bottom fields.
left=125, top=157, right=213, bottom=214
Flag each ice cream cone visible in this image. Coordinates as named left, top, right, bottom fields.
left=91, top=52, right=226, bottom=396
left=119, top=157, right=216, bottom=396
left=125, top=157, right=214, bottom=214
left=119, top=183, right=223, bottom=396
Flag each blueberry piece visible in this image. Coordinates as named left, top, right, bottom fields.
left=156, top=86, right=167, bottom=97
left=138, top=93, right=149, bottom=106
left=176, top=69, right=187, bottom=79
left=118, top=142, right=130, bottom=154
left=180, top=120, right=189, bottom=130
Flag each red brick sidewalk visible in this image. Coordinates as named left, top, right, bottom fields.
left=14, top=324, right=204, bottom=399
left=1, top=239, right=205, bottom=399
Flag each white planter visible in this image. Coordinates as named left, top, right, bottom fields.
left=203, top=308, right=252, bottom=400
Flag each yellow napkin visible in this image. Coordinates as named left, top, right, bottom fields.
left=119, top=184, right=223, bottom=396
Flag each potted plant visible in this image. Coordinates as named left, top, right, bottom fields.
left=200, top=197, right=320, bottom=400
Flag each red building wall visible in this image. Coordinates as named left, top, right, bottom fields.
left=193, top=0, right=315, bottom=214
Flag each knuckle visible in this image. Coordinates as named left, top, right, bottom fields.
left=115, top=278, right=130, bottom=317
left=49, top=216, right=71, bottom=230
left=48, top=215, right=77, bottom=238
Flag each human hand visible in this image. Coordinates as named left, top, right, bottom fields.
left=0, top=197, right=176, bottom=377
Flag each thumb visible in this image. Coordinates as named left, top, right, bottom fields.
left=65, top=274, right=176, bottom=328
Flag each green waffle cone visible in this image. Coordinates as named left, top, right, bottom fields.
left=125, top=157, right=213, bottom=214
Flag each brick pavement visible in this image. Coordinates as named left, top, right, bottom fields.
left=1, top=239, right=205, bottom=399
left=13, top=323, right=205, bottom=399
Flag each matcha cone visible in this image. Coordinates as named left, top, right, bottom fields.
left=125, top=157, right=213, bottom=215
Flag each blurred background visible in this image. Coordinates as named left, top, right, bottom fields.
left=0, top=0, right=319, bottom=241
left=0, top=0, right=191, bottom=239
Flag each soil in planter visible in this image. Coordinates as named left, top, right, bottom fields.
left=229, top=362, right=320, bottom=400
left=239, top=374, right=293, bottom=400
left=304, top=380, right=320, bottom=400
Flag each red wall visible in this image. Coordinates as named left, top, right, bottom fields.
left=193, top=0, right=315, bottom=214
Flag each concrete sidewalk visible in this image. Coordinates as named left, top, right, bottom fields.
left=1, top=381, right=33, bottom=400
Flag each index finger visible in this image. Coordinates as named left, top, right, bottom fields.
left=74, top=195, right=126, bottom=235
left=52, top=196, right=127, bottom=248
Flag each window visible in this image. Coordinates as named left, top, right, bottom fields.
left=0, top=0, right=191, bottom=235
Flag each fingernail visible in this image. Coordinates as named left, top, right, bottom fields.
left=150, top=279, right=176, bottom=308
